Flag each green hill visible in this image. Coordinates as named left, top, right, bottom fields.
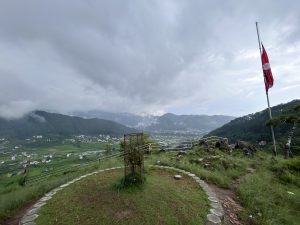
left=206, top=100, right=300, bottom=146
left=0, top=111, right=136, bottom=138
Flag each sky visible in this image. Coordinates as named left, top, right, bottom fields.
left=0, top=0, right=299, bottom=119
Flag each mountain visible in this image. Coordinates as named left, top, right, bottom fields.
left=72, top=110, right=155, bottom=128
left=144, top=113, right=235, bottom=134
left=206, top=99, right=300, bottom=144
left=0, top=111, right=136, bottom=138
left=73, top=111, right=235, bottom=135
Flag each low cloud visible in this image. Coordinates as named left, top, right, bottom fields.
left=0, top=0, right=299, bottom=119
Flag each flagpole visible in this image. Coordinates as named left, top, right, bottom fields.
left=255, top=22, right=277, bottom=157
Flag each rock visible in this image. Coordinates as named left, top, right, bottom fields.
left=206, top=191, right=217, bottom=198
left=187, top=173, right=196, bottom=177
left=20, top=214, right=38, bottom=224
left=39, top=196, right=52, bottom=202
left=210, top=208, right=224, bottom=219
left=174, top=175, right=182, bottom=180
left=26, top=207, right=39, bottom=216
left=215, top=138, right=230, bottom=151
left=32, top=201, right=46, bottom=208
left=235, top=141, right=257, bottom=156
left=189, top=157, right=205, bottom=164
left=176, top=150, right=187, bottom=156
left=208, top=197, right=219, bottom=203
left=206, top=213, right=221, bottom=224
left=226, top=196, right=235, bottom=203
left=199, top=140, right=215, bottom=152
left=208, top=155, right=221, bottom=160
left=258, top=140, right=266, bottom=146
left=211, top=202, right=223, bottom=210
left=194, top=177, right=201, bottom=181
left=229, top=144, right=235, bottom=150
left=246, top=167, right=255, bottom=173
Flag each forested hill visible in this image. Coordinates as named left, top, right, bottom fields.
left=206, top=100, right=300, bottom=144
left=0, top=111, right=136, bottom=138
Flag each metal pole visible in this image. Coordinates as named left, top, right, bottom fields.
left=255, top=22, right=277, bottom=156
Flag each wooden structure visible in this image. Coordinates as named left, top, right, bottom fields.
left=123, top=133, right=144, bottom=182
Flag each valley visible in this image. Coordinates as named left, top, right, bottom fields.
left=0, top=100, right=299, bottom=225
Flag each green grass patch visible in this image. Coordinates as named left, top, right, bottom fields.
left=238, top=157, right=300, bottom=225
left=36, top=168, right=209, bottom=225
left=146, top=147, right=252, bottom=188
left=0, top=158, right=123, bottom=222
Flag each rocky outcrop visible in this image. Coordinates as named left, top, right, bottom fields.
left=235, top=141, right=257, bottom=156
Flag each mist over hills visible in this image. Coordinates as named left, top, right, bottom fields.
left=73, top=111, right=235, bottom=135
left=0, top=111, right=136, bottom=138
left=207, top=99, right=300, bottom=144
left=0, top=109, right=234, bottom=138
left=72, top=111, right=154, bottom=128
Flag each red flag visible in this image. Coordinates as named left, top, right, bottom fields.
left=261, top=44, right=274, bottom=92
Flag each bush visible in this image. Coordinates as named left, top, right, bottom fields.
left=17, top=176, right=26, bottom=186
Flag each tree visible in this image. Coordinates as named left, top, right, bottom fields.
left=267, top=104, right=300, bottom=158
left=104, top=142, right=113, bottom=155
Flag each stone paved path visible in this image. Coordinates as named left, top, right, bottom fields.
left=209, top=184, right=244, bottom=225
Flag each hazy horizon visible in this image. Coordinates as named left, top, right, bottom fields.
left=2, top=98, right=298, bottom=120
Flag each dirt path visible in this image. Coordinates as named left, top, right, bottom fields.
left=208, top=167, right=255, bottom=225
left=209, top=183, right=244, bottom=225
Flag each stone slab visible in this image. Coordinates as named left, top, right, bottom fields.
left=210, top=208, right=224, bottom=218
left=207, top=213, right=221, bottom=224
left=174, top=175, right=182, bottom=180
left=21, top=214, right=38, bottom=224
left=208, top=197, right=219, bottom=203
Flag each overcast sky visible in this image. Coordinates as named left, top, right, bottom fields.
left=0, top=0, right=299, bottom=119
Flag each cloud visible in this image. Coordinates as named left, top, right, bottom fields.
left=0, top=100, right=36, bottom=119
left=0, top=0, right=299, bottom=118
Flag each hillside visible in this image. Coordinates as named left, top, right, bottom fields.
left=73, top=111, right=234, bottom=134
left=145, top=113, right=234, bottom=134
left=206, top=99, right=300, bottom=145
left=0, top=111, right=136, bottom=138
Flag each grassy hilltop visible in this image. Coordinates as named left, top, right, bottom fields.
left=147, top=146, right=300, bottom=225
left=1, top=142, right=299, bottom=225
left=207, top=100, right=300, bottom=152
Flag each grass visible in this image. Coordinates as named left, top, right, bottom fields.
left=145, top=147, right=253, bottom=188
left=0, top=157, right=123, bottom=222
left=0, top=140, right=122, bottom=223
left=238, top=157, right=300, bottom=225
left=1, top=143, right=299, bottom=225
left=36, top=167, right=209, bottom=225
left=146, top=148, right=300, bottom=225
